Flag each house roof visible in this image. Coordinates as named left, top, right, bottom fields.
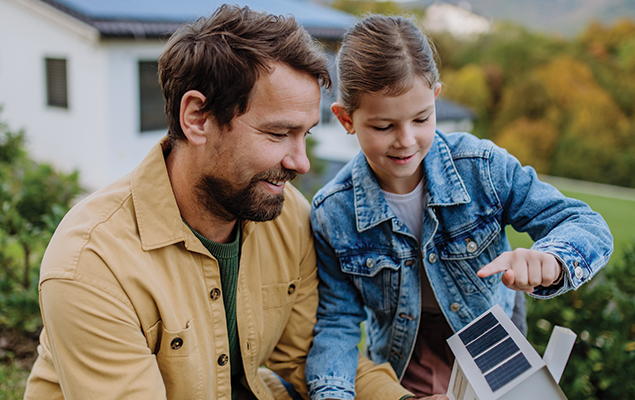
left=447, top=305, right=549, bottom=399
left=436, top=97, right=476, bottom=121
left=41, top=0, right=357, bottom=39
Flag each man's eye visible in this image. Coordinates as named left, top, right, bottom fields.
left=269, top=133, right=287, bottom=138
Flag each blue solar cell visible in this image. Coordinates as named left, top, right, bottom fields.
left=466, top=324, right=507, bottom=357
left=484, top=353, right=531, bottom=391
left=474, top=337, right=520, bottom=373
left=459, top=312, right=498, bottom=345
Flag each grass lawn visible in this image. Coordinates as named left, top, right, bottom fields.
left=0, top=362, right=29, bottom=399
left=506, top=177, right=635, bottom=265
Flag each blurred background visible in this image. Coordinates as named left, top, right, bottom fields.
left=1, top=0, right=635, bottom=398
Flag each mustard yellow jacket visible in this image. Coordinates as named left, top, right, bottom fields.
left=24, top=139, right=410, bottom=400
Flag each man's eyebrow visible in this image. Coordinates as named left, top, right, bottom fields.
left=260, top=120, right=320, bottom=131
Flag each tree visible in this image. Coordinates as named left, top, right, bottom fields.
left=329, top=0, right=410, bottom=17
left=493, top=117, right=559, bottom=174
left=533, top=55, right=635, bottom=186
left=441, top=64, right=492, bottom=116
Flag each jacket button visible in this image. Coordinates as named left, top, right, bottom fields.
left=450, top=303, right=461, bottom=312
left=365, top=258, right=374, bottom=268
left=288, top=284, right=296, bottom=295
left=428, top=253, right=438, bottom=263
left=218, top=354, right=229, bottom=365
left=399, top=313, right=415, bottom=321
left=575, top=266, right=584, bottom=279
left=466, top=240, right=478, bottom=253
left=210, top=288, right=221, bottom=300
left=171, top=337, right=183, bottom=350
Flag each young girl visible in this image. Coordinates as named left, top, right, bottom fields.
left=304, top=14, right=613, bottom=400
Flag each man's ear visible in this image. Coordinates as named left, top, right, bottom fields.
left=331, top=102, right=355, bottom=134
left=180, top=90, right=209, bottom=146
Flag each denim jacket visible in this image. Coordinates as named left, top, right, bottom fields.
left=305, top=131, right=613, bottom=400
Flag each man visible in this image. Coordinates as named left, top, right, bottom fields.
left=24, top=5, right=413, bottom=400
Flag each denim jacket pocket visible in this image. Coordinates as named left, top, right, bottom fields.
left=438, top=217, right=502, bottom=294
left=339, top=252, right=401, bottom=313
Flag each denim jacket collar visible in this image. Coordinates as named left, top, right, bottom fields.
left=351, top=131, right=471, bottom=233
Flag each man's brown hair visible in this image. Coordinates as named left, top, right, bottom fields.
left=159, top=4, right=332, bottom=141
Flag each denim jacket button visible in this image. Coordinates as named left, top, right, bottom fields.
left=450, top=303, right=461, bottom=312
left=466, top=241, right=478, bottom=253
left=575, top=266, right=584, bottom=279
left=365, top=258, right=374, bottom=268
left=428, top=253, right=438, bottom=263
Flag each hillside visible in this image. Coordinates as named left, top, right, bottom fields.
left=401, top=0, right=635, bottom=37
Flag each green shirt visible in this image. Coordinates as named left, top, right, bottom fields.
left=187, top=223, right=242, bottom=379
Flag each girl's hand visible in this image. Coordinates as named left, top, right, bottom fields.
left=477, top=249, right=563, bottom=293
left=414, top=395, right=449, bottom=400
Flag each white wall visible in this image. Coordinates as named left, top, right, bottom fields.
left=0, top=0, right=170, bottom=191
left=105, top=40, right=168, bottom=185
left=0, top=0, right=111, bottom=189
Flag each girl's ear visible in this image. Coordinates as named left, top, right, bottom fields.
left=331, top=102, right=355, bottom=134
left=180, top=90, right=209, bottom=146
left=434, top=83, right=442, bottom=99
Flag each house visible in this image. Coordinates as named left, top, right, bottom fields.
left=0, top=0, right=356, bottom=190
left=420, top=1, right=491, bottom=40
left=446, top=304, right=576, bottom=400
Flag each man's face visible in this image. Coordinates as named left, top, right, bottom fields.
left=196, top=62, right=321, bottom=222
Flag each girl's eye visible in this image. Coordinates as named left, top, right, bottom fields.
left=414, top=117, right=430, bottom=124
left=372, top=125, right=391, bottom=132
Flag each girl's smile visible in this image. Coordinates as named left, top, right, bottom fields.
left=332, top=78, right=441, bottom=194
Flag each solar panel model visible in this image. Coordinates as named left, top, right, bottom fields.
left=446, top=304, right=575, bottom=400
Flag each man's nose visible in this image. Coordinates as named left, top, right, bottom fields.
left=282, top=137, right=310, bottom=175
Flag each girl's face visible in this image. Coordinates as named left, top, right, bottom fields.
left=332, top=78, right=441, bottom=194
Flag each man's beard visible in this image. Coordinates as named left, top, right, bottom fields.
left=195, top=168, right=297, bottom=222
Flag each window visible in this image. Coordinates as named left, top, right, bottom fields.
left=138, top=60, right=166, bottom=132
left=45, top=58, right=68, bottom=109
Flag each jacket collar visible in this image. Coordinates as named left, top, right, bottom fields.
left=131, top=137, right=190, bottom=251
left=351, top=131, right=471, bottom=232
left=131, top=137, right=257, bottom=252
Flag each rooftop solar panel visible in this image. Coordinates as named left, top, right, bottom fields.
left=466, top=324, right=507, bottom=357
left=459, top=311, right=497, bottom=345
left=485, top=352, right=532, bottom=391
left=474, top=337, right=520, bottom=373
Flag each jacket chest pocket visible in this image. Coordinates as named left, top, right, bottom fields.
left=259, top=278, right=301, bottom=356
left=147, top=319, right=203, bottom=399
left=436, top=217, right=502, bottom=294
left=339, top=252, right=401, bottom=314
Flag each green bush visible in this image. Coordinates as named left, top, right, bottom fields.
left=527, top=239, right=635, bottom=399
left=0, top=116, right=83, bottom=334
